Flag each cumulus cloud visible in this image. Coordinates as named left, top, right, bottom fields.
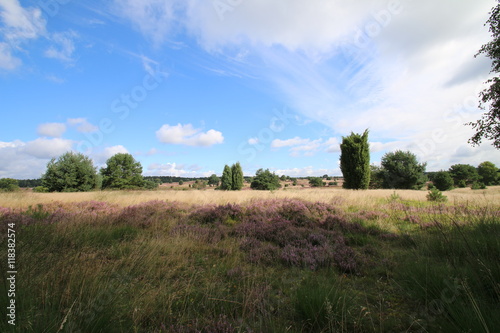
left=271, top=136, right=343, bottom=156
left=274, top=166, right=340, bottom=177
left=0, top=0, right=46, bottom=41
left=67, top=118, right=99, bottom=133
left=92, top=145, right=129, bottom=164
left=156, top=123, right=224, bottom=147
left=37, top=122, right=67, bottom=138
left=20, top=137, right=73, bottom=159
left=145, top=162, right=212, bottom=177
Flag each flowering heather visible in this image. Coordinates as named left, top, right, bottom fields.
left=116, top=200, right=187, bottom=227
left=189, top=203, right=243, bottom=225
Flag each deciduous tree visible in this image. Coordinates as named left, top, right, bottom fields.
left=42, top=152, right=98, bottom=192
left=101, top=153, right=145, bottom=190
left=381, top=150, right=427, bottom=189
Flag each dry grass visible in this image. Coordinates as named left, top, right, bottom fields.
left=1, top=186, right=499, bottom=209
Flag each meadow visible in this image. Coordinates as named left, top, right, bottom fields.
left=0, top=187, right=499, bottom=332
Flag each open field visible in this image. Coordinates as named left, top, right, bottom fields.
left=1, top=188, right=499, bottom=332
left=1, top=186, right=500, bottom=209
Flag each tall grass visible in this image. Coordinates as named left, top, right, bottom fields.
left=0, top=193, right=498, bottom=332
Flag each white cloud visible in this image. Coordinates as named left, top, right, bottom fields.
left=274, top=166, right=340, bottom=177
left=44, top=30, right=78, bottom=63
left=145, top=162, right=212, bottom=177
left=0, top=42, right=20, bottom=70
left=248, top=137, right=259, bottom=145
left=67, top=118, right=99, bottom=133
left=156, top=123, right=224, bottom=147
left=271, top=136, right=343, bottom=156
left=37, top=122, right=67, bottom=138
left=113, top=0, right=178, bottom=47
left=0, top=0, right=46, bottom=41
left=92, top=145, right=129, bottom=164
left=20, top=138, right=73, bottom=159
left=271, top=137, right=310, bottom=148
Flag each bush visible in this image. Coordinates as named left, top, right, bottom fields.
left=432, top=171, right=454, bottom=191
left=471, top=182, right=487, bottom=190
left=309, top=177, right=323, bottom=187
left=33, top=186, right=49, bottom=193
left=0, top=178, right=19, bottom=192
left=251, top=169, right=281, bottom=190
left=427, top=188, right=448, bottom=202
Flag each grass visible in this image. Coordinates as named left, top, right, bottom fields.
left=0, top=188, right=499, bottom=332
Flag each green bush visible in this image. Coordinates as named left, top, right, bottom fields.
left=0, top=178, right=19, bottom=192
left=427, top=188, right=448, bottom=202
left=471, top=182, right=487, bottom=190
left=33, top=186, right=49, bottom=193
left=432, top=171, right=454, bottom=191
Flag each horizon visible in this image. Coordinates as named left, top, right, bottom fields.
left=1, top=0, right=500, bottom=179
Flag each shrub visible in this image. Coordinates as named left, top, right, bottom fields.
left=432, top=171, right=454, bottom=191
left=33, top=186, right=49, bottom=193
left=0, top=178, right=19, bottom=192
left=250, top=169, right=281, bottom=190
left=471, top=182, right=487, bottom=190
left=309, top=177, right=323, bottom=187
left=427, top=188, right=447, bottom=202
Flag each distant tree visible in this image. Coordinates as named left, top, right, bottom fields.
left=42, top=152, right=98, bottom=192
left=369, top=164, right=384, bottom=189
left=340, top=129, right=370, bottom=189
left=467, top=2, right=500, bottom=149
left=448, top=164, right=479, bottom=187
left=432, top=171, right=454, bottom=191
left=193, top=179, right=207, bottom=190
left=309, top=177, right=324, bottom=187
left=250, top=168, right=281, bottom=190
left=477, top=161, right=499, bottom=185
left=0, top=178, right=19, bottom=192
left=208, top=174, right=220, bottom=187
left=178, top=180, right=184, bottom=186
left=220, top=165, right=233, bottom=190
left=381, top=150, right=427, bottom=189
left=101, top=153, right=145, bottom=190
left=280, top=175, right=287, bottom=181
left=231, top=162, right=244, bottom=190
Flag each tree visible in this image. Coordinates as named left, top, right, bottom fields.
left=231, top=162, right=244, bottom=190
left=468, top=2, right=500, bottom=149
left=250, top=168, right=281, bottom=190
left=0, top=178, right=19, bottom=192
left=101, top=153, right=145, bottom=190
left=220, top=165, right=232, bottom=190
left=368, top=164, right=384, bottom=189
left=309, top=177, right=324, bottom=187
left=477, top=161, right=499, bottom=185
left=208, top=174, right=220, bottom=187
left=381, top=150, right=427, bottom=189
left=448, top=164, right=479, bottom=187
left=340, top=129, right=370, bottom=189
left=42, top=152, right=98, bottom=192
left=432, top=171, right=454, bottom=191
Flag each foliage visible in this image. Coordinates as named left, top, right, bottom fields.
left=42, top=152, right=98, bottom=192
left=208, top=174, right=220, bottom=187
left=471, top=182, right=487, bottom=190
left=220, top=165, right=232, bottom=190
left=17, top=178, right=42, bottom=188
left=0, top=178, right=19, bottom=192
left=101, top=153, right=145, bottom=190
left=178, top=180, right=184, bottom=185
left=449, top=164, right=479, bottom=187
left=381, top=150, right=427, bottom=189
left=33, top=186, right=49, bottom=193
left=432, top=171, right=454, bottom=191
left=468, top=2, right=500, bottom=148
left=192, top=179, right=207, bottom=190
left=231, top=162, right=244, bottom=190
left=340, top=129, right=371, bottom=189
left=477, top=161, right=499, bottom=185
left=308, top=177, right=324, bottom=187
left=369, top=164, right=384, bottom=189
left=426, top=188, right=448, bottom=202
left=250, top=168, right=281, bottom=190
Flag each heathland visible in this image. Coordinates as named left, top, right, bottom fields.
left=0, top=187, right=499, bottom=332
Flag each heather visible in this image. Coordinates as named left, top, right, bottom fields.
left=0, top=196, right=499, bottom=332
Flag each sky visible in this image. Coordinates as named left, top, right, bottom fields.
left=1, top=0, right=499, bottom=179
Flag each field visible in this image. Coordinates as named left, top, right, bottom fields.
left=1, top=187, right=499, bottom=332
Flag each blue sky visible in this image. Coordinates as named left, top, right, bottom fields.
left=1, top=0, right=499, bottom=179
